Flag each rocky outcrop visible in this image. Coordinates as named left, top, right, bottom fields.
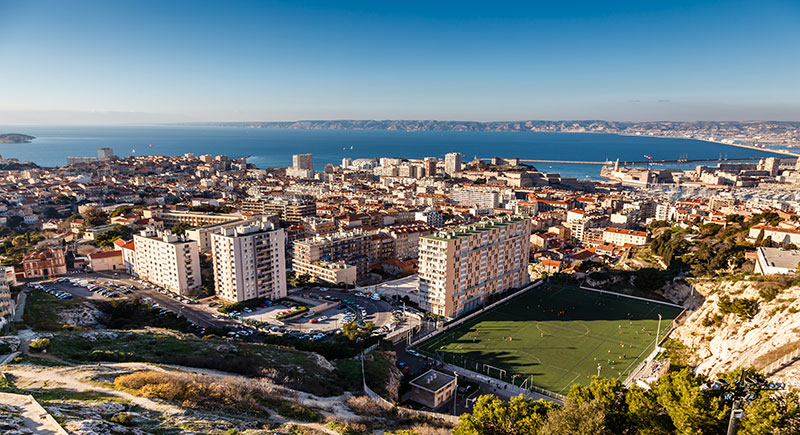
left=670, top=279, right=800, bottom=387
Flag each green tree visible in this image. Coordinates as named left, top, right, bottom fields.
left=652, top=370, right=728, bottom=435
left=634, top=268, right=665, bottom=291
left=95, top=224, right=134, bottom=247
left=539, top=399, right=606, bottom=435
left=82, top=207, right=109, bottom=226
left=454, top=394, right=558, bottom=435
left=110, top=206, right=134, bottom=217
left=739, top=391, right=800, bottom=435
left=171, top=223, right=192, bottom=236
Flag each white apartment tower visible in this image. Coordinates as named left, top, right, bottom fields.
left=444, top=152, right=462, bottom=176
left=287, top=153, right=315, bottom=179
left=211, top=220, right=287, bottom=303
left=133, top=229, right=201, bottom=295
left=418, top=216, right=531, bottom=318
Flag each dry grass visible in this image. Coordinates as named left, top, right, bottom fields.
left=345, top=395, right=391, bottom=417
left=114, top=370, right=320, bottom=422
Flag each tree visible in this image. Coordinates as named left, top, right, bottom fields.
left=110, top=206, right=134, bottom=217
left=82, top=207, right=109, bottom=226
left=739, top=391, right=800, bottom=435
left=95, top=224, right=134, bottom=247
left=539, top=399, right=606, bottom=435
left=755, top=229, right=765, bottom=245
left=454, top=394, right=558, bottom=435
left=634, top=268, right=665, bottom=291
left=43, top=207, right=61, bottom=219
left=171, top=223, right=192, bottom=236
left=651, top=370, right=728, bottom=435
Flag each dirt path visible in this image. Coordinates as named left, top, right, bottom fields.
left=4, top=365, right=184, bottom=415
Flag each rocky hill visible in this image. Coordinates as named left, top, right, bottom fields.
left=670, top=278, right=800, bottom=388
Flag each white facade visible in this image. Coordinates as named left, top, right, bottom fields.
left=602, top=228, right=649, bottom=246
left=133, top=230, right=201, bottom=295
left=444, top=152, right=462, bottom=176
left=211, top=221, right=287, bottom=303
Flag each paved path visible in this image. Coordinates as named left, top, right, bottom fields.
left=13, top=290, right=27, bottom=322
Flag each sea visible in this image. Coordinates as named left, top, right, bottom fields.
left=0, top=125, right=783, bottom=180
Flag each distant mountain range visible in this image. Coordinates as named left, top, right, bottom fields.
left=189, top=120, right=800, bottom=142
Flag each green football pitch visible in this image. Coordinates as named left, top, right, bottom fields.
left=416, top=283, right=683, bottom=395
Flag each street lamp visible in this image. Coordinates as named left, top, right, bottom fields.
left=703, top=371, right=785, bottom=435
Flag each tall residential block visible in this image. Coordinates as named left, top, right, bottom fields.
left=287, top=153, right=315, bottom=178
left=211, top=220, right=286, bottom=303
left=418, top=216, right=531, bottom=318
left=444, top=152, right=462, bottom=176
left=133, top=229, right=201, bottom=295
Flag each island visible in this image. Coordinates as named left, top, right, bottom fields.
left=0, top=133, right=36, bottom=143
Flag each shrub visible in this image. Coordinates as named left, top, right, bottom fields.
left=276, top=305, right=308, bottom=320
left=110, top=412, right=135, bottom=426
left=759, top=286, right=779, bottom=302
left=718, top=294, right=758, bottom=320
left=29, top=338, right=50, bottom=352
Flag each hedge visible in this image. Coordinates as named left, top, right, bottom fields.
left=276, top=306, right=308, bottom=320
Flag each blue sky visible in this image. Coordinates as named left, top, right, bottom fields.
left=0, top=0, right=798, bottom=124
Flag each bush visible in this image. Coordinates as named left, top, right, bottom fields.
left=29, top=338, right=50, bottom=352
left=718, top=294, right=758, bottom=319
left=218, top=297, right=266, bottom=314
left=759, top=286, right=779, bottom=302
left=276, top=305, right=308, bottom=320
left=110, top=412, right=135, bottom=426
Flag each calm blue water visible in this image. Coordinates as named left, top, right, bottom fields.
left=0, top=125, right=781, bottom=179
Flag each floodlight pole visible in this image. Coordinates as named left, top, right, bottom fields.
left=655, top=314, right=662, bottom=351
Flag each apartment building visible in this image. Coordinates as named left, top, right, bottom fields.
left=291, top=230, right=372, bottom=284
left=0, top=267, right=13, bottom=332
left=444, top=152, right=462, bottom=176
left=133, top=229, right=201, bottom=295
left=22, top=248, right=67, bottom=278
left=143, top=209, right=243, bottom=228
left=185, top=216, right=273, bottom=252
left=211, top=220, right=286, bottom=303
left=241, top=196, right=316, bottom=224
left=380, top=222, right=433, bottom=260
left=417, top=216, right=531, bottom=318
left=450, top=189, right=501, bottom=210
left=602, top=228, right=649, bottom=246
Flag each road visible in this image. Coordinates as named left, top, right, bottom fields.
left=43, top=272, right=235, bottom=329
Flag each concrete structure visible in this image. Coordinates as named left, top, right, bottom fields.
left=287, top=153, right=315, bottom=178
left=133, top=229, right=201, bottom=295
left=113, top=239, right=136, bottom=275
left=749, top=225, right=800, bottom=246
left=211, top=220, right=287, bottom=303
left=87, top=250, right=124, bottom=271
left=444, top=152, right=462, bottom=176
left=291, top=230, right=372, bottom=284
left=415, top=207, right=444, bottom=227
left=380, top=222, right=433, bottom=260
left=22, top=249, right=66, bottom=278
left=755, top=247, right=800, bottom=275
left=418, top=216, right=531, bottom=318
left=185, top=217, right=264, bottom=252
left=408, top=370, right=457, bottom=410
left=241, top=196, right=316, bottom=224
left=0, top=267, right=14, bottom=331
left=602, top=228, right=649, bottom=246
left=143, top=209, right=243, bottom=228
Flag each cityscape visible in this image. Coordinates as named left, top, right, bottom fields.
left=2, top=1, right=800, bottom=434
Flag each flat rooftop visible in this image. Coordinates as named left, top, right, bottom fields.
left=759, top=247, right=800, bottom=269
left=409, top=370, right=455, bottom=392
left=423, top=216, right=525, bottom=241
